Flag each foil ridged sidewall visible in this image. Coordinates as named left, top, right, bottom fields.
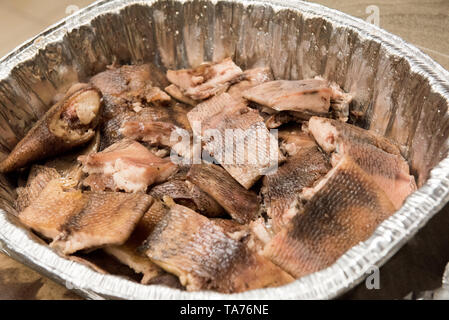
left=1, top=0, right=449, bottom=299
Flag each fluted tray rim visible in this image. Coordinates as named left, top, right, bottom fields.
left=0, top=0, right=449, bottom=300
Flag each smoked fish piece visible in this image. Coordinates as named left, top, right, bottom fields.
left=79, top=139, right=177, bottom=193
left=187, top=164, right=259, bottom=224
left=50, top=192, right=153, bottom=254
left=0, top=84, right=102, bottom=172
left=242, top=79, right=332, bottom=114
left=166, top=58, right=243, bottom=101
left=308, top=117, right=416, bottom=209
left=263, top=155, right=396, bottom=278
left=150, top=179, right=224, bottom=218
left=142, top=204, right=294, bottom=292
left=262, top=143, right=331, bottom=233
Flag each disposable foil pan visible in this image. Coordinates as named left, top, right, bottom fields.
left=1, top=0, right=449, bottom=300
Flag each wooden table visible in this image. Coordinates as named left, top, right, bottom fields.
left=1, top=0, right=449, bottom=300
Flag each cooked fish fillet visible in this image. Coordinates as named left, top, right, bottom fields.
left=120, top=121, right=178, bottom=147
left=16, top=132, right=101, bottom=212
left=187, top=92, right=243, bottom=135
left=115, top=102, right=192, bottom=152
left=136, top=199, right=170, bottom=241
left=104, top=244, right=164, bottom=284
left=19, top=179, right=86, bottom=239
left=165, top=84, right=198, bottom=107
left=227, top=67, right=273, bottom=102
left=150, top=179, right=224, bottom=218
left=91, top=64, right=172, bottom=151
left=79, top=139, right=177, bottom=193
left=263, top=155, right=396, bottom=278
left=103, top=200, right=169, bottom=284
left=242, top=79, right=332, bottom=114
left=263, top=143, right=331, bottom=232
left=0, top=84, right=102, bottom=172
left=188, top=164, right=259, bottom=224
left=103, top=199, right=172, bottom=284
left=99, top=104, right=189, bottom=151
left=278, top=127, right=317, bottom=157
left=51, top=192, right=153, bottom=255
left=308, top=117, right=416, bottom=209
left=68, top=255, right=108, bottom=274
left=264, top=112, right=298, bottom=129
left=90, top=64, right=170, bottom=106
left=45, top=131, right=101, bottom=186
left=308, top=116, right=401, bottom=156
left=188, top=93, right=280, bottom=189
left=15, top=165, right=62, bottom=212
left=142, top=204, right=294, bottom=292
left=167, top=58, right=243, bottom=101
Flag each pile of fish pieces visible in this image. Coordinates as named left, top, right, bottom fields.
left=0, top=58, right=417, bottom=293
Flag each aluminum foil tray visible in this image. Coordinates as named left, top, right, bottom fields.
left=1, top=0, right=449, bottom=300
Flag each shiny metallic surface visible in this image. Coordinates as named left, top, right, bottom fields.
left=1, top=0, right=449, bottom=300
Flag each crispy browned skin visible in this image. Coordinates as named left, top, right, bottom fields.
left=335, top=142, right=417, bottom=210
left=150, top=179, right=224, bottom=218
left=309, top=117, right=416, bottom=209
left=263, top=155, right=396, bottom=278
left=51, top=192, right=153, bottom=255
left=79, top=139, right=177, bottom=193
left=188, top=164, right=259, bottom=224
left=166, top=58, right=243, bottom=100
left=263, top=139, right=331, bottom=232
left=242, top=79, right=332, bottom=114
left=142, top=204, right=294, bottom=292
left=0, top=84, right=102, bottom=172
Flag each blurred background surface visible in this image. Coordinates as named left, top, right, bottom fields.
left=0, top=0, right=448, bottom=300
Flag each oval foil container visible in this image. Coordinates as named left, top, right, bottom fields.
left=1, top=0, right=449, bottom=300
